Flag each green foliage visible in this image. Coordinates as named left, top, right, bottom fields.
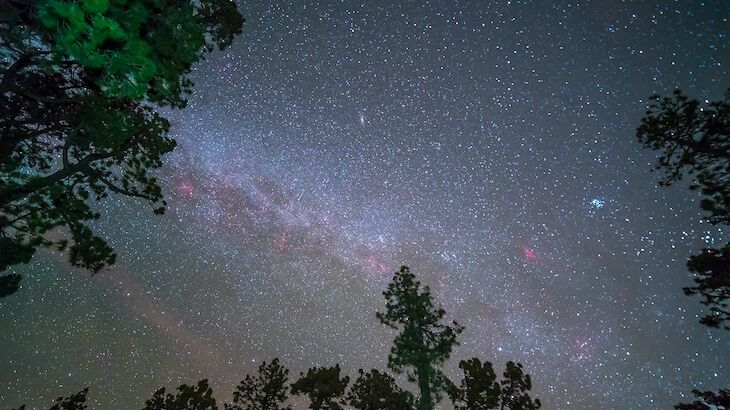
left=37, top=0, right=244, bottom=105
left=142, top=379, right=218, bottom=410
left=347, top=369, right=414, bottom=410
left=291, top=365, right=349, bottom=410
left=636, top=89, right=730, bottom=330
left=0, top=0, right=243, bottom=287
left=376, top=266, right=464, bottom=410
left=226, top=359, right=291, bottom=410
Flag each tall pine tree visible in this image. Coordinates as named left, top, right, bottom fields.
left=376, top=266, right=464, bottom=410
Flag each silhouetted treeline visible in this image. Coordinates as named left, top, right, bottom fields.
left=13, top=267, right=540, bottom=410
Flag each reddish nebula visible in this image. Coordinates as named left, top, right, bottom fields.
left=569, top=335, right=595, bottom=361
left=177, top=179, right=195, bottom=198
left=359, top=253, right=389, bottom=273
left=521, top=245, right=539, bottom=262
left=274, top=234, right=288, bottom=252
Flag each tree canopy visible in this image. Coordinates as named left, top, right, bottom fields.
left=347, top=369, right=414, bottom=410
left=225, top=358, right=291, bottom=410
left=675, top=389, right=730, bottom=410
left=290, top=365, right=350, bottom=410
left=376, top=265, right=464, bottom=410
left=449, top=358, right=541, bottom=410
left=497, top=361, right=541, bottom=410
left=637, top=89, right=730, bottom=329
left=142, top=380, right=218, bottom=410
left=0, top=0, right=244, bottom=297
left=451, top=358, right=501, bottom=410
left=637, top=88, right=730, bottom=408
left=13, top=388, right=89, bottom=410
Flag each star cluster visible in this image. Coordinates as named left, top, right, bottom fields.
left=1, top=1, right=729, bottom=409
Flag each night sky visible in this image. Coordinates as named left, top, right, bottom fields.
left=2, top=1, right=729, bottom=409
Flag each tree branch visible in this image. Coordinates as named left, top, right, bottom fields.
left=0, top=152, right=107, bottom=207
left=97, top=174, right=154, bottom=201
left=0, top=53, right=32, bottom=93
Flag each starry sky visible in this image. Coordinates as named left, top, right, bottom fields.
left=2, top=1, right=729, bottom=409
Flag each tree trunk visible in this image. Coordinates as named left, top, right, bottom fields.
left=412, top=321, right=433, bottom=410
left=416, top=363, right=433, bottom=410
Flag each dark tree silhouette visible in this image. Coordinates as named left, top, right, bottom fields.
left=376, top=266, right=464, bottom=410
left=225, top=358, right=291, bottom=410
left=8, top=267, right=541, bottom=410
left=450, top=358, right=501, bottom=410
left=0, top=0, right=244, bottom=296
left=636, top=89, right=730, bottom=329
left=347, top=369, right=415, bottom=410
left=290, top=365, right=349, bottom=410
left=498, top=362, right=541, bottom=410
left=685, top=244, right=730, bottom=329
left=142, top=379, right=218, bottom=410
left=0, top=272, right=22, bottom=297
left=13, top=388, right=89, bottom=410
left=449, top=359, right=540, bottom=410
left=637, top=89, right=729, bottom=223
left=675, top=389, right=730, bottom=409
